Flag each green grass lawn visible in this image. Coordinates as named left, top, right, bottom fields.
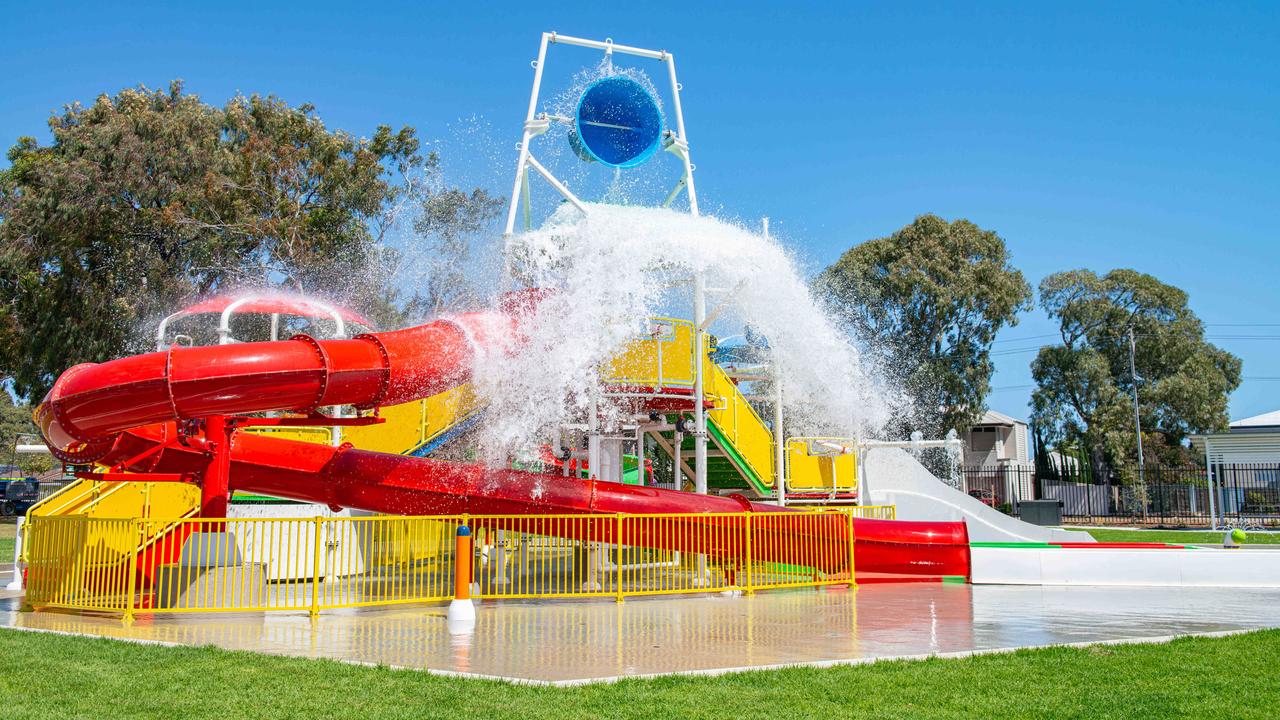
left=0, top=520, right=14, bottom=560
left=1077, top=527, right=1280, bottom=545
left=0, top=627, right=1278, bottom=719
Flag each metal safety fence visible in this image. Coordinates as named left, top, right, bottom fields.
left=961, top=464, right=1280, bottom=528
left=21, top=507, right=893, bottom=620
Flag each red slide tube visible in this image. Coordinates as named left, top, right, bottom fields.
left=97, top=425, right=970, bottom=579
left=35, top=289, right=970, bottom=582
left=35, top=312, right=510, bottom=463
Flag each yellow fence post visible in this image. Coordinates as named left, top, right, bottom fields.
left=847, top=509, right=857, bottom=590
left=615, top=513, right=625, bottom=603
left=743, top=512, right=754, bottom=595
left=310, top=517, right=323, bottom=618
left=123, top=518, right=140, bottom=626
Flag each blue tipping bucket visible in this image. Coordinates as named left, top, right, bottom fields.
left=569, top=76, right=664, bottom=169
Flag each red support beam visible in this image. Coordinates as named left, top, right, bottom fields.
left=200, top=415, right=232, bottom=518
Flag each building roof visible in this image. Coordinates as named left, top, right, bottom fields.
left=1189, top=410, right=1280, bottom=453
left=973, top=409, right=1027, bottom=428
left=1231, top=410, right=1280, bottom=430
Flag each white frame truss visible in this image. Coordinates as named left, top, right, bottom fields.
left=504, top=32, right=710, bottom=495
left=502, top=31, right=700, bottom=235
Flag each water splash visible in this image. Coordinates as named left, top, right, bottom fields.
left=469, top=203, right=902, bottom=462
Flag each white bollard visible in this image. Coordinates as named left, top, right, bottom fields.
left=6, top=515, right=25, bottom=591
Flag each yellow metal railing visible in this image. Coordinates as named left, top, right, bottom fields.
left=605, top=319, right=779, bottom=491
left=605, top=318, right=697, bottom=389
left=786, top=437, right=859, bottom=492
left=843, top=504, right=895, bottom=520
left=239, top=383, right=482, bottom=457
left=21, top=507, right=894, bottom=619
left=23, top=479, right=201, bottom=568
left=703, top=359, right=776, bottom=489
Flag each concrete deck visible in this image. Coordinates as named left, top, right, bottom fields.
left=4, top=584, right=1280, bottom=684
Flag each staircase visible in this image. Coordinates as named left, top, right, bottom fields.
left=609, top=318, right=858, bottom=501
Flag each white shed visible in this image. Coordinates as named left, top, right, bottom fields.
left=1190, top=410, right=1280, bottom=465
left=1189, top=411, right=1280, bottom=522
left=962, top=410, right=1031, bottom=468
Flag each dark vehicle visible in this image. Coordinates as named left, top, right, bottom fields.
left=0, top=477, right=39, bottom=516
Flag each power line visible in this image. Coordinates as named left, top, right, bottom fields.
left=990, top=333, right=1059, bottom=344
left=988, top=334, right=1280, bottom=356
left=989, top=324, right=1280, bottom=346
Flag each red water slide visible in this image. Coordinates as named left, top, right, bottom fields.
left=36, top=307, right=970, bottom=582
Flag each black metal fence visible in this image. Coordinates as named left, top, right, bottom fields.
left=960, top=464, right=1280, bottom=528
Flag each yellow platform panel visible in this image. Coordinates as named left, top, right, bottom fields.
left=786, top=438, right=858, bottom=491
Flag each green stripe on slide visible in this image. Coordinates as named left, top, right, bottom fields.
left=969, top=542, right=1056, bottom=549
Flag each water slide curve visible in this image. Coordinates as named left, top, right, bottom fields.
left=35, top=307, right=970, bottom=582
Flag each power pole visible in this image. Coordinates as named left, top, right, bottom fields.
left=1128, top=327, right=1145, bottom=489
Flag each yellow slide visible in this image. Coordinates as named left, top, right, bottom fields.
left=609, top=318, right=857, bottom=500
left=28, top=383, right=481, bottom=526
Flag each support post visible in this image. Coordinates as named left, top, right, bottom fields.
left=774, top=379, right=786, bottom=507
left=123, top=518, right=139, bottom=626
left=504, top=33, right=551, bottom=237
left=743, top=513, right=753, bottom=594
left=847, top=510, right=857, bottom=589
left=693, top=274, right=707, bottom=495
left=615, top=513, right=624, bottom=603
left=5, top=515, right=23, bottom=591
left=1128, top=328, right=1146, bottom=513
left=310, top=516, right=323, bottom=617
left=448, top=524, right=476, bottom=633
left=1205, top=440, right=1218, bottom=528
left=200, top=415, right=232, bottom=519
left=588, top=392, right=600, bottom=480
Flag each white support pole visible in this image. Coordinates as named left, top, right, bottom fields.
left=6, top=515, right=24, bottom=590
left=699, top=279, right=749, bottom=332
left=857, top=440, right=872, bottom=505
left=673, top=428, right=684, bottom=488
left=1205, top=439, right=1217, bottom=528
left=504, top=32, right=551, bottom=237
left=693, top=273, right=708, bottom=495
left=525, top=154, right=590, bottom=215
left=588, top=392, right=600, bottom=480
left=550, top=33, right=668, bottom=60
left=329, top=405, right=344, bottom=447
left=665, top=54, right=698, bottom=214
left=762, top=216, right=788, bottom=506
left=662, top=174, right=688, bottom=208
left=636, top=426, right=646, bottom=485
left=520, top=165, right=532, bottom=232
left=774, top=378, right=786, bottom=507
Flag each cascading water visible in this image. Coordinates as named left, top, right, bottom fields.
left=467, top=202, right=904, bottom=464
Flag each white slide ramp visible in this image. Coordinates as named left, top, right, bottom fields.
left=861, top=448, right=1091, bottom=544
left=971, top=546, right=1280, bottom=587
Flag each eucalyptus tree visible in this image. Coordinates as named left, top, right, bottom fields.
left=819, top=214, right=1032, bottom=435
left=1031, top=269, right=1240, bottom=480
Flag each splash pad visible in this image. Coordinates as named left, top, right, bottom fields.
left=14, top=34, right=1280, bottom=664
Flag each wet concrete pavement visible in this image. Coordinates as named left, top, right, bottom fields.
left=4, top=583, right=1280, bottom=684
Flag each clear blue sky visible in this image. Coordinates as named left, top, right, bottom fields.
left=2, top=1, right=1277, bottom=421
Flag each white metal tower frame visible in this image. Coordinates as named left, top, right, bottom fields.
left=503, top=32, right=710, bottom=495
left=502, top=32, right=700, bottom=235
